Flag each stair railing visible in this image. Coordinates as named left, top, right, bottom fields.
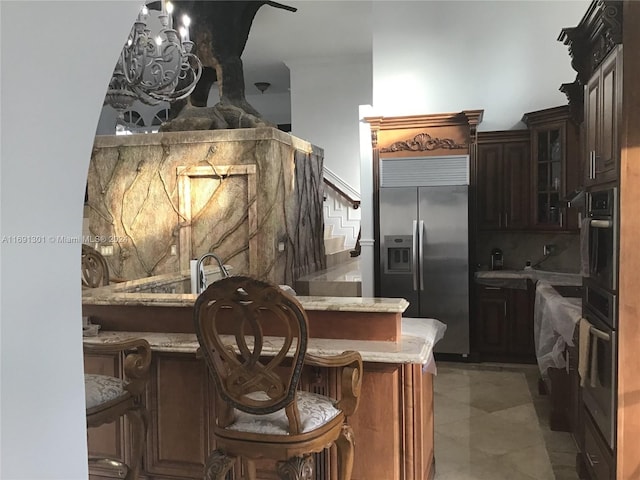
left=323, top=168, right=361, bottom=257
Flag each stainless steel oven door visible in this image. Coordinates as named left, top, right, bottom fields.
left=587, top=187, right=617, bottom=292
left=582, top=310, right=617, bottom=449
left=588, top=217, right=617, bottom=291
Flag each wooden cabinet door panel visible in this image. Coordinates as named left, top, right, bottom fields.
left=503, top=142, right=530, bottom=229
left=349, top=364, right=402, bottom=480
left=145, top=353, right=211, bottom=479
left=477, top=144, right=504, bottom=230
left=585, top=74, right=600, bottom=186
left=476, top=289, right=509, bottom=354
left=585, top=46, right=621, bottom=187
left=597, top=48, right=621, bottom=184
left=508, top=287, right=535, bottom=357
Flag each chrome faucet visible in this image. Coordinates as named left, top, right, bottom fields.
left=195, top=252, right=230, bottom=294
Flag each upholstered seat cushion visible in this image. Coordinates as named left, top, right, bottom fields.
left=85, top=374, right=129, bottom=410
left=227, top=391, right=340, bottom=435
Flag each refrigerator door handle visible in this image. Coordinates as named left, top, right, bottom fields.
left=412, top=220, right=418, bottom=291
left=418, top=220, right=425, bottom=291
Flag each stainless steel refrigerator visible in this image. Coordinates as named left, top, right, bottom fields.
left=378, top=156, right=469, bottom=355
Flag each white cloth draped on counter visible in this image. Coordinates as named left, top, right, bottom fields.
left=401, top=318, right=447, bottom=374
left=533, top=281, right=582, bottom=376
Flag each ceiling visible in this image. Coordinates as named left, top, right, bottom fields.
left=239, top=1, right=373, bottom=95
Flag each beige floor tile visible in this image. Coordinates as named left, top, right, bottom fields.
left=435, top=413, right=545, bottom=456
left=434, top=391, right=486, bottom=426
left=433, top=362, right=579, bottom=479
left=490, top=402, right=540, bottom=425
left=499, top=444, right=555, bottom=479
left=437, top=377, right=533, bottom=413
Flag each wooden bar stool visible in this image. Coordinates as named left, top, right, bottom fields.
left=194, top=276, right=363, bottom=480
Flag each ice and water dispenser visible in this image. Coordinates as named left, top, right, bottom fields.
left=384, top=236, right=413, bottom=273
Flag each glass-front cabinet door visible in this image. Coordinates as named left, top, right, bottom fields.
left=533, top=124, right=565, bottom=227
left=523, top=105, right=580, bottom=231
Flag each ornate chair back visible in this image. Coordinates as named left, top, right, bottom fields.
left=81, top=244, right=109, bottom=288
left=194, top=276, right=308, bottom=426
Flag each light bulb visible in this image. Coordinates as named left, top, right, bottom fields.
left=155, top=36, right=162, bottom=46
left=182, top=14, right=191, bottom=28
left=166, top=2, right=174, bottom=14
left=179, top=26, right=189, bottom=42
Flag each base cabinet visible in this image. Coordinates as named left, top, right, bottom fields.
left=475, top=282, right=535, bottom=362
left=85, top=351, right=434, bottom=480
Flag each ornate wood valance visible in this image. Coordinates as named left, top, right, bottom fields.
left=364, top=110, right=483, bottom=157
left=380, top=132, right=466, bottom=153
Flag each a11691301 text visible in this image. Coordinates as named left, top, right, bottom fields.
left=1, top=234, right=129, bottom=244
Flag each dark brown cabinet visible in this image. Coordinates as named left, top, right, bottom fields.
left=522, top=106, right=581, bottom=231
left=585, top=45, right=622, bottom=187
left=476, top=132, right=530, bottom=231
left=475, top=282, right=535, bottom=362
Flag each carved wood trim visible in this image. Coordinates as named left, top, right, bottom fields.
left=560, top=80, right=584, bottom=124
left=558, top=0, right=622, bottom=85
left=380, top=132, right=467, bottom=153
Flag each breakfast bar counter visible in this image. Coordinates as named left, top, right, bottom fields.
left=83, top=275, right=442, bottom=480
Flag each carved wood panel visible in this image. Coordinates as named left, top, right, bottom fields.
left=145, top=352, right=212, bottom=478
left=349, top=363, right=402, bottom=480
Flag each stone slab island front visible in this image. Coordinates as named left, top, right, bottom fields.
left=83, top=273, right=441, bottom=480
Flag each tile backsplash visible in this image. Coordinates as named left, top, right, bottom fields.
left=476, top=230, right=582, bottom=273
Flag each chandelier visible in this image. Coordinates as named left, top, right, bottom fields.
left=105, top=0, right=203, bottom=113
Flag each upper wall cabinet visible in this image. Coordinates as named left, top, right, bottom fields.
left=558, top=0, right=623, bottom=189
left=476, top=131, right=530, bottom=231
left=585, top=46, right=622, bottom=187
left=522, top=106, right=581, bottom=231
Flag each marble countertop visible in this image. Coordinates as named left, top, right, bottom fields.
left=82, top=271, right=409, bottom=313
left=475, top=269, right=582, bottom=290
left=83, top=317, right=444, bottom=366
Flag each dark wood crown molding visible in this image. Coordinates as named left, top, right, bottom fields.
left=521, top=105, right=572, bottom=126
left=558, top=0, right=622, bottom=85
left=364, top=110, right=484, bottom=131
left=477, top=130, right=530, bottom=144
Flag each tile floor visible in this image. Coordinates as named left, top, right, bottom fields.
left=434, top=362, right=580, bottom=480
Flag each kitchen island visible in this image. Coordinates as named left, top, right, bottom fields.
left=83, top=273, right=443, bottom=480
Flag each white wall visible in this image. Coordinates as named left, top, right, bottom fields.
left=0, top=2, right=140, bottom=478
left=372, top=0, right=589, bottom=130
left=288, top=55, right=373, bottom=192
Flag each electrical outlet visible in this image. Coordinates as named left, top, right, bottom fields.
left=543, top=244, right=556, bottom=256
left=100, top=245, right=114, bottom=256
left=170, top=244, right=177, bottom=256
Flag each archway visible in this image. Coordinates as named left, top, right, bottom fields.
left=0, top=2, right=142, bottom=478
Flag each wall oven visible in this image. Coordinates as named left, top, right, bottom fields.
left=582, top=186, right=618, bottom=450
left=587, top=187, right=617, bottom=292
left=582, top=291, right=617, bottom=449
